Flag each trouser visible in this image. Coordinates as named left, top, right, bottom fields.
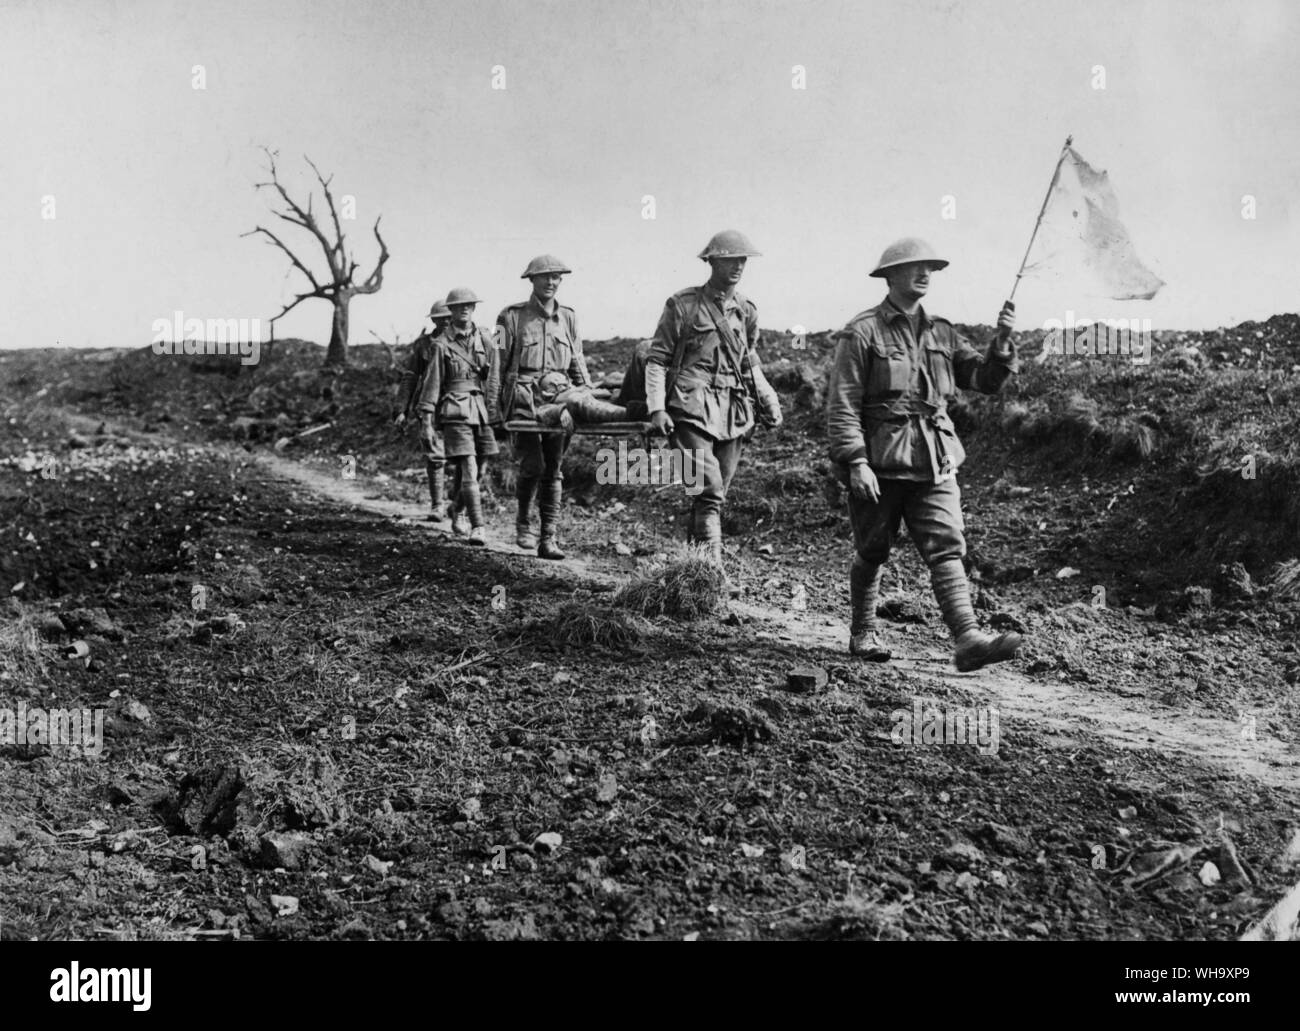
left=513, top=430, right=569, bottom=537
left=449, top=454, right=485, bottom=529
left=419, top=418, right=446, bottom=508
left=845, top=475, right=976, bottom=640
left=537, top=387, right=643, bottom=426
left=670, top=420, right=744, bottom=559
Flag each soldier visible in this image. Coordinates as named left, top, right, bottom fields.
left=416, top=288, right=499, bottom=546
left=826, top=237, right=1022, bottom=671
left=396, top=300, right=452, bottom=522
left=493, top=255, right=592, bottom=560
left=645, top=230, right=783, bottom=589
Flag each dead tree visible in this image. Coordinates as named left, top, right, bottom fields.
left=243, top=148, right=390, bottom=367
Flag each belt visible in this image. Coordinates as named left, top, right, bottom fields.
left=444, top=379, right=481, bottom=392
left=864, top=396, right=956, bottom=482
left=678, top=369, right=743, bottom=389
left=863, top=397, right=945, bottom=419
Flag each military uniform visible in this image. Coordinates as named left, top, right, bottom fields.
left=401, top=328, right=448, bottom=511
left=827, top=287, right=1020, bottom=668
left=417, top=322, right=500, bottom=542
left=493, top=294, right=592, bottom=554
left=646, top=283, right=768, bottom=558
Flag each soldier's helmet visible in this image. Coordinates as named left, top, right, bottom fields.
left=521, top=255, right=572, bottom=279
left=428, top=300, right=452, bottom=319
left=869, top=238, right=949, bottom=277
left=698, top=229, right=761, bottom=261
left=445, top=287, right=480, bottom=306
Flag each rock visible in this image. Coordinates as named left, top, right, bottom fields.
left=1180, top=586, right=1213, bottom=611
left=161, top=764, right=247, bottom=836
left=122, top=699, right=151, bottom=723
left=534, top=831, right=563, bottom=853
left=877, top=594, right=927, bottom=624
left=785, top=665, right=828, bottom=693
left=974, top=822, right=1034, bottom=858
left=364, top=854, right=393, bottom=876
left=259, top=831, right=315, bottom=870
left=596, top=773, right=618, bottom=802
left=59, top=607, right=125, bottom=640
left=270, top=894, right=299, bottom=918
left=935, top=841, right=986, bottom=871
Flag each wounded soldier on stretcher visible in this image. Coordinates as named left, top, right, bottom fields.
left=530, top=342, right=652, bottom=430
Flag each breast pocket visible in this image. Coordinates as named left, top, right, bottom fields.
left=682, top=318, right=717, bottom=366
left=519, top=324, right=545, bottom=372
left=867, top=338, right=910, bottom=396
left=925, top=339, right=956, bottom=398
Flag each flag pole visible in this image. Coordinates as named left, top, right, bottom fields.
left=1008, top=135, right=1073, bottom=301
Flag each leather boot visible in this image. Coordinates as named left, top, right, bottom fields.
left=515, top=474, right=539, bottom=549
left=932, top=558, right=1021, bottom=671
left=954, top=628, right=1022, bottom=672
left=849, top=556, right=891, bottom=661
left=536, top=403, right=575, bottom=431
left=463, top=472, right=486, bottom=547
left=537, top=478, right=566, bottom=560
left=698, top=509, right=739, bottom=597
left=426, top=460, right=448, bottom=523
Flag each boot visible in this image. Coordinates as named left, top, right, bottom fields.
left=463, top=467, right=486, bottom=547
left=536, top=403, right=574, bottom=431
left=954, top=628, right=1022, bottom=672
left=426, top=460, right=448, bottom=524
left=698, top=509, right=740, bottom=597
left=537, top=478, right=566, bottom=560
left=932, top=558, right=1021, bottom=671
left=849, top=556, right=891, bottom=661
left=515, top=474, right=539, bottom=549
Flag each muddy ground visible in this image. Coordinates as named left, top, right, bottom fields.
left=2, top=317, right=1298, bottom=941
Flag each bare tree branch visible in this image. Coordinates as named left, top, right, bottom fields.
left=304, top=155, right=346, bottom=264
left=354, top=218, right=389, bottom=295
left=240, top=226, right=322, bottom=290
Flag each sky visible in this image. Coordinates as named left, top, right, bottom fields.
left=2, top=0, right=1298, bottom=352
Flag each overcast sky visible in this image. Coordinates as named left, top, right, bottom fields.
left=3, top=0, right=1297, bottom=351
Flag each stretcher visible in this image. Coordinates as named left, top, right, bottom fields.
left=503, top=419, right=653, bottom=438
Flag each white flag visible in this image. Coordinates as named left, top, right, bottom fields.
left=1022, top=146, right=1164, bottom=301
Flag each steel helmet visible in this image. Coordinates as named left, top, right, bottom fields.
left=428, top=300, right=451, bottom=319
left=698, top=229, right=761, bottom=261
left=444, top=287, right=480, bottom=306
left=869, top=237, right=949, bottom=277
left=521, top=255, right=571, bottom=278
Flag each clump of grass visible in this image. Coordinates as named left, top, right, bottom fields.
left=1270, top=559, right=1300, bottom=600
left=614, top=544, right=726, bottom=620
left=549, top=601, right=643, bottom=649
left=0, top=607, right=48, bottom=681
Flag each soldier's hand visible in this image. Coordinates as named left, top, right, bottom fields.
left=649, top=410, right=674, bottom=435
left=995, top=300, right=1016, bottom=347
left=849, top=462, right=880, bottom=504
left=759, top=390, right=784, bottom=428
